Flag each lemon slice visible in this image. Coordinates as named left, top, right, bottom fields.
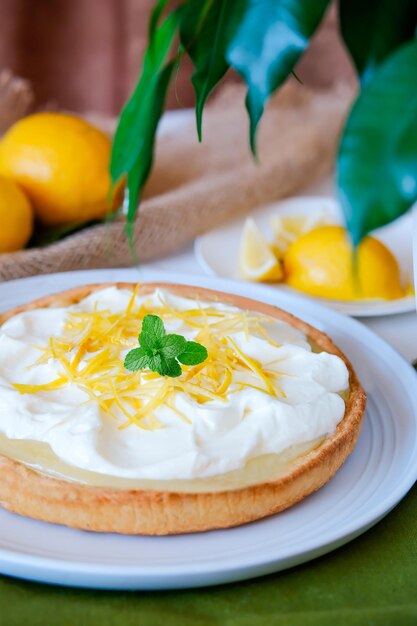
left=270, top=209, right=332, bottom=258
left=239, top=218, right=283, bottom=282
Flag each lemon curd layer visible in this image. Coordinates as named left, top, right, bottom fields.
left=0, top=287, right=349, bottom=488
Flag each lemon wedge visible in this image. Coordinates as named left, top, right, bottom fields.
left=270, top=209, right=332, bottom=257
left=239, top=218, right=283, bottom=282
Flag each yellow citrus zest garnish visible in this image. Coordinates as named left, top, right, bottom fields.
left=13, top=376, right=68, bottom=394
left=13, top=287, right=286, bottom=429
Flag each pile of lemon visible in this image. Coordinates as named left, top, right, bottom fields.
left=239, top=212, right=406, bottom=301
left=0, top=113, right=112, bottom=253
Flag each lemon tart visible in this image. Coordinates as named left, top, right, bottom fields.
left=0, top=283, right=366, bottom=534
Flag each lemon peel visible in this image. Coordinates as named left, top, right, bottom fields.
left=13, top=287, right=287, bottom=429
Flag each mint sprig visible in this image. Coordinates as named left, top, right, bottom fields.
left=124, top=314, right=208, bottom=378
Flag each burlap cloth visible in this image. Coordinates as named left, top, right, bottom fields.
left=0, top=80, right=353, bottom=281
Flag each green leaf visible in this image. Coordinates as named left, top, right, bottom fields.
left=159, top=334, right=187, bottom=359
left=124, top=347, right=150, bottom=372
left=140, top=315, right=166, bottom=343
left=139, top=317, right=164, bottom=353
left=110, top=5, right=180, bottom=245
left=124, top=314, right=208, bottom=377
left=179, top=0, right=244, bottom=140
left=339, top=0, right=417, bottom=84
left=338, top=40, right=417, bottom=246
left=110, top=8, right=179, bottom=181
left=178, top=341, right=209, bottom=366
left=137, top=332, right=155, bottom=355
left=148, top=0, right=170, bottom=38
left=226, top=0, right=330, bottom=153
left=159, top=356, right=182, bottom=378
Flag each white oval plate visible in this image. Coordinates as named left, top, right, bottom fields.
left=0, top=268, right=416, bottom=590
left=195, top=196, right=415, bottom=317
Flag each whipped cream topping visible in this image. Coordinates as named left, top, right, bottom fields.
left=0, top=287, right=349, bottom=481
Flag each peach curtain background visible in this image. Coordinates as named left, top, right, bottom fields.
left=0, top=0, right=355, bottom=115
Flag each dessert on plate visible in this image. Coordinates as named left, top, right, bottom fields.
left=0, top=283, right=366, bottom=534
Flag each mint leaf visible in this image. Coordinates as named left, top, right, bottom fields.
left=138, top=331, right=156, bottom=354
left=159, top=356, right=182, bottom=378
left=124, top=314, right=208, bottom=377
left=147, top=353, right=163, bottom=374
left=159, top=334, right=187, bottom=359
left=178, top=341, right=208, bottom=366
left=124, top=347, right=150, bottom=372
left=141, top=314, right=166, bottom=339
left=139, top=314, right=166, bottom=352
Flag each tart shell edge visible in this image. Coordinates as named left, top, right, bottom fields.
left=0, top=282, right=366, bottom=535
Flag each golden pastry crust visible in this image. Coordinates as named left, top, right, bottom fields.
left=0, top=283, right=366, bottom=534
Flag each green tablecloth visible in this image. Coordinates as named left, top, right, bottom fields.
left=1, top=486, right=416, bottom=626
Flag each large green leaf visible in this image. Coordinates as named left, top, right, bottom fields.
left=122, top=59, right=177, bottom=245
left=110, top=4, right=180, bottom=241
left=179, top=0, right=244, bottom=140
left=339, top=0, right=417, bottom=84
left=338, top=40, right=417, bottom=246
left=226, top=0, right=330, bottom=152
left=148, top=0, right=171, bottom=37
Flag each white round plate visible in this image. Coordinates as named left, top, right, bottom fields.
left=0, top=268, right=416, bottom=590
left=195, top=196, right=415, bottom=317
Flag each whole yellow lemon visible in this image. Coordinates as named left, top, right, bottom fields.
left=0, top=113, right=112, bottom=226
left=0, top=176, right=33, bottom=252
left=284, top=225, right=404, bottom=301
